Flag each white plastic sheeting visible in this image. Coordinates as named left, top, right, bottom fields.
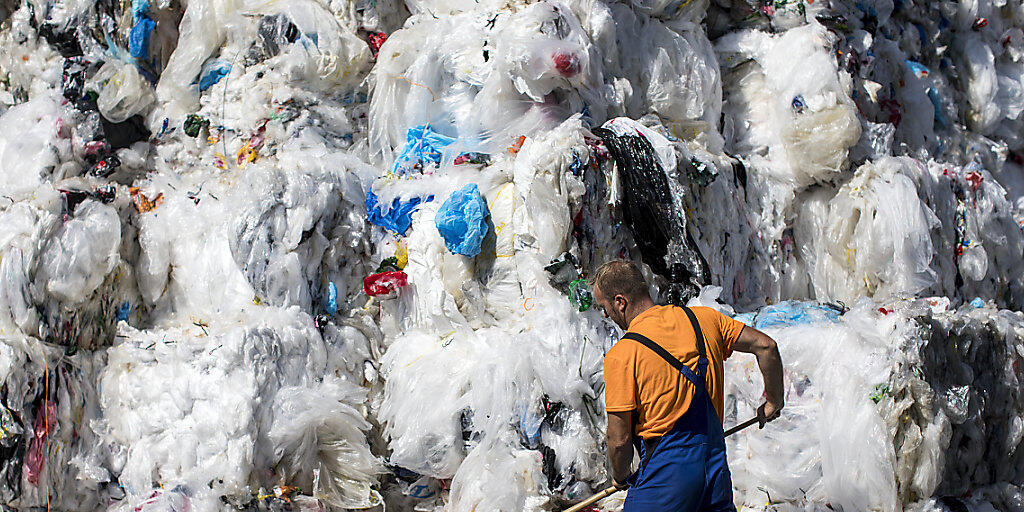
left=0, top=0, right=1021, bottom=511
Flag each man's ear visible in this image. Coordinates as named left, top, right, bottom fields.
left=614, top=294, right=628, bottom=312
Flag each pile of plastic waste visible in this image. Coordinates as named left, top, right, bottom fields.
left=0, top=0, right=1021, bottom=511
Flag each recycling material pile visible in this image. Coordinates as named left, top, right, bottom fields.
left=0, top=0, right=1022, bottom=511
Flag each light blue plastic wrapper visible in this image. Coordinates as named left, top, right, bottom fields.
left=435, top=183, right=489, bottom=257
left=326, top=282, right=338, bottom=315
left=198, top=59, right=232, bottom=91
left=753, top=301, right=841, bottom=329
left=393, top=125, right=455, bottom=175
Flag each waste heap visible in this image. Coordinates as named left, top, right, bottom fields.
left=0, top=0, right=1021, bottom=511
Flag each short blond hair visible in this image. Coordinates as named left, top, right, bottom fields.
left=590, top=260, right=649, bottom=300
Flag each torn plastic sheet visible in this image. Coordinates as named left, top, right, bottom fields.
left=0, top=0, right=1022, bottom=511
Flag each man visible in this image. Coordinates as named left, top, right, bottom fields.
left=591, top=260, right=784, bottom=511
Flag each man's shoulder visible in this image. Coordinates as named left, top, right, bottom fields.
left=606, top=337, right=639, bottom=361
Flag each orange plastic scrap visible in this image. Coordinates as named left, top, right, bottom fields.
left=508, top=135, right=526, bottom=154
left=129, top=187, right=164, bottom=213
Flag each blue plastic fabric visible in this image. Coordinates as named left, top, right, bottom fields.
left=116, top=301, right=131, bottom=322
left=132, top=0, right=150, bottom=17
left=365, top=191, right=433, bottom=236
left=128, top=16, right=156, bottom=59
left=905, top=59, right=930, bottom=78
left=970, top=297, right=985, bottom=308
left=753, top=301, right=840, bottom=329
left=928, top=87, right=946, bottom=127
left=326, top=282, right=338, bottom=315
left=393, top=125, right=455, bottom=175
left=435, top=184, right=490, bottom=257
left=198, top=60, right=232, bottom=91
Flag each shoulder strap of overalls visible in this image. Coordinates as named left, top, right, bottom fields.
left=621, top=306, right=711, bottom=470
left=621, top=306, right=710, bottom=389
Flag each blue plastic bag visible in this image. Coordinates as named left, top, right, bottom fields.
left=128, top=16, right=155, bottom=59
left=393, top=125, right=455, bottom=175
left=435, top=184, right=489, bottom=257
left=116, top=301, right=132, bottom=322
left=365, top=191, right=433, bottom=236
left=753, top=301, right=840, bottom=329
left=325, top=282, right=338, bottom=315
left=198, top=59, right=232, bottom=91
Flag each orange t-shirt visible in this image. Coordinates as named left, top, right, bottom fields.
left=603, top=305, right=747, bottom=439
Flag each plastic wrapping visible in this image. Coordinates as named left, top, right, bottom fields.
left=435, top=183, right=490, bottom=257
left=0, top=0, right=1023, bottom=510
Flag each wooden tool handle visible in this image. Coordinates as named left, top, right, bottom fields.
left=563, top=486, right=618, bottom=512
left=724, top=416, right=759, bottom=437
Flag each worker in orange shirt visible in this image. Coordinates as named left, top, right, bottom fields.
left=591, top=260, right=785, bottom=511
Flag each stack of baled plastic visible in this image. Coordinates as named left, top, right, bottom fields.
left=0, top=0, right=1022, bottom=510
left=0, top=0, right=395, bottom=510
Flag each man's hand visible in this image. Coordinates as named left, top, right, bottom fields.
left=756, top=400, right=783, bottom=428
left=612, top=477, right=630, bottom=491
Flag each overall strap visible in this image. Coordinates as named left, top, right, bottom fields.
left=680, top=306, right=709, bottom=379
left=622, top=308, right=713, bottom=472
left=621, top=332, right=705, bottom=391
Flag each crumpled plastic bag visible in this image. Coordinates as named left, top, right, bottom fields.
left=435, top=183, right=490, bottom=257
left=366, top=191, right=433, bottom=236
left=89, top=60, right=155, bottom=123
left=393, top=124, right=456, bottom=175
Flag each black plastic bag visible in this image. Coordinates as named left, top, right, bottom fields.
left=592, top=128, right=710, bottom=305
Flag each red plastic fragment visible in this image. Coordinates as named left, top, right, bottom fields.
left=363, top=271, right=408, bottom=296
left=367, top=32, right=388, bottom=58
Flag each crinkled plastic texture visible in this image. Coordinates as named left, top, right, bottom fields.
left=435, top=183, right=490, bottom=257
left=90, top=60, right=155, bottom=123
left=363, top=271, right=408, bottom=296
left=717, top=23, right=861, bottom=186
left=3, top=0, right=1024, bottom=510
left=392, top=124, right=456, bottom=175
left=0, top=94, right=63, bottom=200
left=128, top=16, right=156, bottom=59
left=366, top=191, right=432, bottom=235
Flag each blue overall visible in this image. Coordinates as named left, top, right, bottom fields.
left=622, top=306, right=736, bottom=512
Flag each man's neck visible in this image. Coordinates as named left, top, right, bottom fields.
left=625, top=297, right=656, bottom=327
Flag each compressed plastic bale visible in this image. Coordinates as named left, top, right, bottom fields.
left=716, top=24, right=860, bottom=186
left=723, top=297, right=911, bottom=512
left=0, top=94, right=63, bottom=200
left=36, top=201, right=121, bottom=304
left=793, top=157, right=941, bottom=304
left=97, top=307, right=381, bottom=509
left=435, top=183, right=490, bottom=257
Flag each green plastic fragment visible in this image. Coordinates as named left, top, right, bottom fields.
left=569, top=278, right=593, bottom=312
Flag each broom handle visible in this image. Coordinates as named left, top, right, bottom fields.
left=564, top=416, right=760, bottom=512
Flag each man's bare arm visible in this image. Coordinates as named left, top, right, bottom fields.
left=731, top=325, right=784, bottom=426
left=606, top=410, right=634, bottom=488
